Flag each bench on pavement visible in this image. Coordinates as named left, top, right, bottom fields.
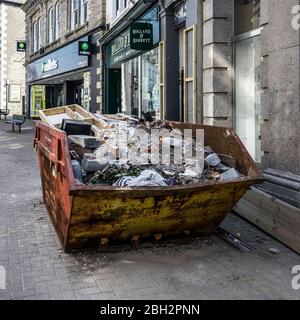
left=5, top=115, right=26, bottom=133
left=0, top=109, right=10, bottom=120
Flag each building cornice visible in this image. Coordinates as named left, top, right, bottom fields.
left=22, top=0, right=41, bottom=14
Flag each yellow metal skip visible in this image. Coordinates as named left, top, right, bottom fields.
left=66, top=183, right=250, bottom=250
left=34, top=120, right=263, bottom=252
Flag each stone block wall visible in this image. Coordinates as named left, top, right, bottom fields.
left=0, top=2, right=25, bottom=115
left=202, top=0, right=233, bottom=127
left=260, top=0, right=300, bottom=175
left=23, top=0, right=106, bottom=63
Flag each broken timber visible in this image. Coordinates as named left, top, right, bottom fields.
left=234, top=187, right=300, bottom=254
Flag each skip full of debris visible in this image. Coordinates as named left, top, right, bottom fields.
left=65, top=114, right=243, bottom=187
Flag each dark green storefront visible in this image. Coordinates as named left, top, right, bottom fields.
left=104, top=4, right=160, bottom=118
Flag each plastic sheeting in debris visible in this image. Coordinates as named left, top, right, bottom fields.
left=68, top=115, right=244, bottom=187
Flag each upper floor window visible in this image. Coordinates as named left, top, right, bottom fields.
left=48, top=7, right=55, bottom=43
left=81, top=0, right=89, bottom=24
left=33, top=18, right=41, bottom=51
left=71, top=0, right=79, bottom=30
left=55, top=2, right=61, bottom=40
left=48, top=2, right=61, bottom=43
left=70, top=0, right=88, bottom=30
left=114, top=0, right=129, bottom=19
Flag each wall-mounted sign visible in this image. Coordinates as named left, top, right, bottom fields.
left=27, top=36, right=89, bottom=82
left=9, top=84, right=21, bottom=102
left=107, top=5, right=160, bottom=67
left=108, top=29, right=134, bottom=66
left=17, top=41, right=26, bottom=52
left=78, top=41, right=91, bottom=56
left=41, top=59, right=58, bottom=73
left=130, top=22, right=153, bottom=51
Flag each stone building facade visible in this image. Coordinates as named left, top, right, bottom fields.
left=201, top=0, right=300, bottom=206
left=101, top=0, right=300, bottom=206
left=0, top=0, right=26, bottom=115
left=22, top=0, right=106, bottom=116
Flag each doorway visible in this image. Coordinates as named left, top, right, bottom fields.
left=107, top=69, right=121, bottom=114
left=45, top=84, right=64, bottom=108
left=234, top=29, right=262, bottom=163
left=67, top=80, right=84, bottom=106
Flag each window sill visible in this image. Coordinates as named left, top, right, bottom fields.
left=28, top=40, right=59, bottom=60
left=44, top=38, right=61, bottom=49
left=30, top=51, right=40, bottom=59
left=110, top=6, right=135, bottom=27
left=65, top=22, right=89, bottom=38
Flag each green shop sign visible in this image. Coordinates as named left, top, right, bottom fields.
left=17, top=41, right=26, bottom=52
left=107, top=23, right=155, bottom=67
left=78, top=40, right=91, bottom=56
left=130, top=22, right=153, bottom=51
left=108, top=29, right=135, bottom=67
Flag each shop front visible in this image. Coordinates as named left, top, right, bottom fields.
left=26, top=36, right=91, bottom=118
left=105, top=5, right=161, bottom=119
left=234, top=0, right=262, bottom=164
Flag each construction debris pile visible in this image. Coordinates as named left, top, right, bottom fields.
left=66, top=114, right=242, bottom=187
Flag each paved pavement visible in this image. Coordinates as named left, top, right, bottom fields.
left=0, top=119, right=299, bottom=300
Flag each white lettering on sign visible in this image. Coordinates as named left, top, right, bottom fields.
left=292, top=5, right=300, bottom=30
left=132, top=38, right=151, bottom=44
left=42, top=59, right=58, bottom=73
left=0, top=265, right=6, bottom=290
left=132, top=29, right=151, bottom=35
left=292, top=265, right=300, bottom=290
left=111, top=33, right=130, bottom=56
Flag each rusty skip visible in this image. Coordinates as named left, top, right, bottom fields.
left=34, top=120, right=263, bottom=251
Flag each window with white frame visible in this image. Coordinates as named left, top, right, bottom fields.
left=40, top=19, right=44, bottom=47
left=81, top=0, right=89, bottom=24
left=70, top=0, right=79, bottom=30
left=48, top=7, right=55, bottom=43
left=33, top=18, right=41, bottom=51
left=55, top=2, right=61, bottom=40
left=114, top=0, right=129, bottom=19
left=33, top=20, right=37, bottom=51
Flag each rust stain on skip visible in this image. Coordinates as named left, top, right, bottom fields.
left=34, top=120, right=264, bottom=251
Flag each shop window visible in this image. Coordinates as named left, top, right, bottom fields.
left=31, top=85, right=46, bottom=117
left=81, top=0, right=89, bottom=24
left=106, top=4, right=160, bottom=116
left=120, top=48, right=160, bottom=119
left=70, top=0, right=79, bottom=30
left=235, top=0, right=261, bottom=35
left=235, top=34, right=262, bottom=163
left=234, top=1, right=262, bottom=163
left=183, top=25, right=196, bottom=123
left=48, top=7, right=55, bottom=43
